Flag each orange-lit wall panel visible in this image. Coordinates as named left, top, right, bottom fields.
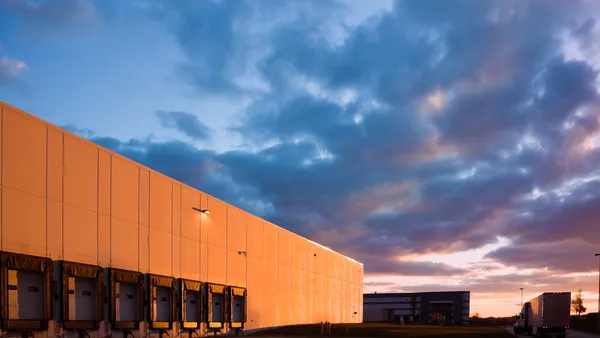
left=64, top=135, right=98, bottom=213
left=227, top=206, right=246, bottom=253
left=278, top=264, right=292, bottom=325
left=246, top=256, right=265, bottom=329
left=207, top=197, right=226, bottom=248
left=0, top=101, right=364, bottom=336
left=246, top=215, right=263, bottom=259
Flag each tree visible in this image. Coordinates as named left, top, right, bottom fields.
left=571, top=289, right=587, bottom=317
left=472, top=312, right=481, bottom=319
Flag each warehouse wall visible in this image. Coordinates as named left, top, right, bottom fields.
left=0, top=101, right=364, bottom=336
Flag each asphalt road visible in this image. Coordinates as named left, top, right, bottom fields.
left=504, top=327, right=599, bottom=337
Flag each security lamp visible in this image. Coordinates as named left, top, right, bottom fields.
left=238, top=251, right=247, bottom=257
left=192, top=207, right=210, bottom=214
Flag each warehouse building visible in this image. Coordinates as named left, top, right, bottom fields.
left=0, top=101, right=364, bottom=338
left=363, top=291, right=470, bottom=325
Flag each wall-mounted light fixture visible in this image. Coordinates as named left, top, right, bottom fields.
left=192, top=207, right=210, bottom=214
left=238, top=251, right=247, bottom=257
left=314, top=253, right=317, bottom=257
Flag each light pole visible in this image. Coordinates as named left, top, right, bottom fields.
left=520, top=288, right=524, bottom=309
left=595, top=253, right=599, bottom=333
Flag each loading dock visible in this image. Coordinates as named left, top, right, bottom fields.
left=0, top=251, right=53, bottom=332
left=228, top=286, right=247, bottom=331
left=205, top=283, right=227, bottom=330
left=179, top=279, right=203, bottom=330
left=146, top=274, right=176, bottom=331
left=108, top=268, right=144, bottom=334
left=59, top=261, right=104, bottom=332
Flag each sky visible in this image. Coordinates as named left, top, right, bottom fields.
left=1, top=0, right=600, bottom=318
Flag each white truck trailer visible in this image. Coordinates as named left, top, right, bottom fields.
left=513, top=292, right=571, bottom=337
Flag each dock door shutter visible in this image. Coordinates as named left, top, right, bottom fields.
left=179, top=279, right=202, bottom=329
left=206, top=283, right=226, bottom=328
left=60, top=261, right=104, bottom=330
left=228, top=286, right=247, bottom=329
left=109, top=268, right=144, bottom=330
left=0, top=251, right=53, bottom=331
left=147, top=274, right=176, bottom=330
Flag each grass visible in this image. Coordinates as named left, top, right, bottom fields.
left=248, top=322, right=514, bottom=337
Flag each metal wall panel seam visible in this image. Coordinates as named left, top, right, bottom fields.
left=245, top=211, right=247, bottom=307
left=225, top=204, right=228, bottom=285
left=206, top=196, right=209, bottom=280
left=109, top=153, right=112, bottom=267
left=172, top=181, right=174, bottom=277
left=0, top=106, right=2, bottom=251
left=138, top=167, right=140, bottom=273
left=198, top=193, right=201, bottom=281
left=97, top=149, right=100, bottom=265
left=179, top=185, right=182, bottom=279
left=147, top=173, right=151, bottom=273
left=46, top=125, right=49, bottom=258
left=62, top=128, right=65, bottom=260
left=277, top=225, right=279, bottom=325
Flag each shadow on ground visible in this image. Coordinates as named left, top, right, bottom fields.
left=248, top=323, right=513, bottom=338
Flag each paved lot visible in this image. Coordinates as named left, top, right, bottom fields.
left=504, top=326, right=600, bottom=338
left=250, top=323, right=513, bottom=337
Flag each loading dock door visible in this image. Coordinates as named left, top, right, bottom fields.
left=116, top=282, right=138, bottom=322
left=185, top=290, right=200, bottom=323
left=8, top=269, right=45, bottom=320
left=147, top=274, right=176, bottom=330
left=211, top=293, right=224, bottom=323
left=70, top=277, right=97, bottom=321
left=110, top=268, right=144, bottom=330
left=232, top=295, right=244, bottom=323
left=0, top=251, right=53, bottom=331
left=154, top=287, right=172, bottom=322
left=60, top=261, right=104, bottom=330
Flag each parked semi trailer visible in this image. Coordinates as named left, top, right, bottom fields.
left=513, top=292, right=571, bottom=337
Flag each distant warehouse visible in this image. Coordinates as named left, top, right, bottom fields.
left=363, top=291, right=470, bottom=325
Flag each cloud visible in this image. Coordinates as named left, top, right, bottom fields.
left=364, top=258, right=466, bottom=277
left=398, top=272, right=597, bottom=296
left=0, top=54, right=28, bottom=92
left=486, top=239, right=599, bottom=273
left=87, top=0, right=598, bottom=265
left=25, top=0, right=600, bottom=306
left=62, top=124, right=95, bottom=138
left=0, top=55, right=27, bottom=78
left=1, top=0, right=97, bottom=28
left=155, top=110, right=212, bottom=141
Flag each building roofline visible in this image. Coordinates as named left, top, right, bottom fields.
left=364, top=291, right=470, bottom=296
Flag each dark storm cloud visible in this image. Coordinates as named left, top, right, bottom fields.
left=398, top=272, right=597, bottom=294
left=157, top=0, right=347, bottom=96
left=60, top=0, right=600, bottom=281
left=533, top=59, right=599, bottom=136
left=488, top=179, right=600, bottom=272
left=158, top=0, right=248, bottom=95
left=504, top=183, right=600, bottom=246
left=364, top=258, right=466, bottom=277
left=155, top=110, right=212, bottom=141
left=485, top=240, right=599, bottom=273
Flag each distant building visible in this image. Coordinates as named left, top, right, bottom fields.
left=363, top=291, right=470, bottom=325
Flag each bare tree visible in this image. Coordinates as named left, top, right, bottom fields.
left=571, top=288, right=587, bottom=317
